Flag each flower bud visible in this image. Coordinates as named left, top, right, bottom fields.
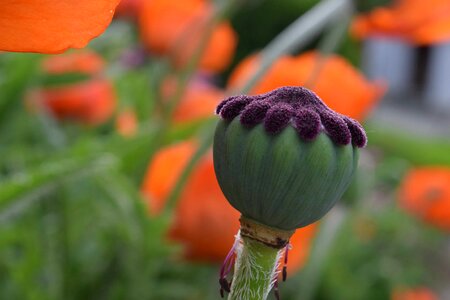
left=213, top=86, right=366, bottom=244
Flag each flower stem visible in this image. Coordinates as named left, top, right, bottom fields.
left=228, top=235, right=282, bottom=300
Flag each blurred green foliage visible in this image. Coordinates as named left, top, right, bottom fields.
left=0, top=50, right=217, bottom=299
left=319, top=205, right=443, bottom=300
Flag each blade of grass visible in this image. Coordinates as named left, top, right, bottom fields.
left=94, top=169, right=173, bottom=299
left=0, top=185, right=54, bottom=224
left=95, top=170, right=152, bottom=244
left=39, top=187, right=70, bottom=300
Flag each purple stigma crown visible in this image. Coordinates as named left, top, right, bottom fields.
left=216, top=86, right=367, bottom=148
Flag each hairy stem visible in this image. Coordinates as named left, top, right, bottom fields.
left=228, top=235, right=282, bottom=300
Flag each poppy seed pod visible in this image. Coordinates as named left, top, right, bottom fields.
left=214, top=86, right=366, bottom=246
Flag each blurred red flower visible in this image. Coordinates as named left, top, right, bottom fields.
left=0, top=1, right=120, bottom=53
left=27, top=51, right=116, bottom=125
left=138, top=0, right=237, bottom=73
left=228, top=51, right=385, bottom=121
left=392, top=287, right=438, bottom=300
left=398, top=167, right=450, bottom=231
left=352, top=0, right=450, bottom=45
left=141, top=140, right=316, bottom=274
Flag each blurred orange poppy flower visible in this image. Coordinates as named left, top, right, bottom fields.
left=398, top=167, right=450, bottom=231
left=392, top=287, right=438, bottom=300
left=228, top=51, right=385, bottom=121
left=42, top=51, right=105, bottom=75
left=352, top=0, right=450, bottom=45
left=173, top=84, right=223, bottom=123
left=27, top=51, right=116, bottom=125
left=0, top=0, right=120, bottom=53
left=141, top=140, right=316, bottom=272
left=139, top=0, right=237, bottom=73
left=162, top=76, right=224, bottom=123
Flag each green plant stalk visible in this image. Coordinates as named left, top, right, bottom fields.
left=228, top=235, right=282, bottom=300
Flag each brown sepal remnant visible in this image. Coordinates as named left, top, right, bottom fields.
left=239, top=216, right=295, bottom=249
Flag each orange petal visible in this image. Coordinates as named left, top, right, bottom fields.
left=42, top=50, right=105, bottom=74
left=413, top=19, right=450, bottom=44
left=296, top=52, right=385, bottom=121
left=139, top=0, right=237, bottom=73
left=170, top=153, right=240, bottom=261
left=227, top=54, right=302, bottom=94
left=283, top=224, right=317, bottom=275
left=172, top=21, right=238, bottom=73
left=398, top=167, right=450, bottom=231
left=351, top=0, right=450, bottom=44
left=161, top=76, right=224, bottom=123
left=141, top=141, right=197, bottom=214
left=28, top=79, right=116, bottom=125
left=350, top=16, right=372, bottom=39
left=172, top=83, right=224, bottom=123
left=116, top=109, right=138, bottom=137
left=0, top=0, right=120, bottom=53
left=139, top=0, right=208, bottom=54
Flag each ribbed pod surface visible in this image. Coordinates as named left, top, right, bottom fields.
left=214, top=118, right=358, bottom=231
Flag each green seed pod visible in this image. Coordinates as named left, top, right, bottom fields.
left=213, top=87, right=366, bottom=242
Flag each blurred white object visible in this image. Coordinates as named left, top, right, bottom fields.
left=424, top=41, right=450, bottom=112
left=362, top=37, right=416, bottom=97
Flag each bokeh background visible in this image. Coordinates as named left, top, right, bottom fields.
left=1, top=0, right=450, bottom=299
